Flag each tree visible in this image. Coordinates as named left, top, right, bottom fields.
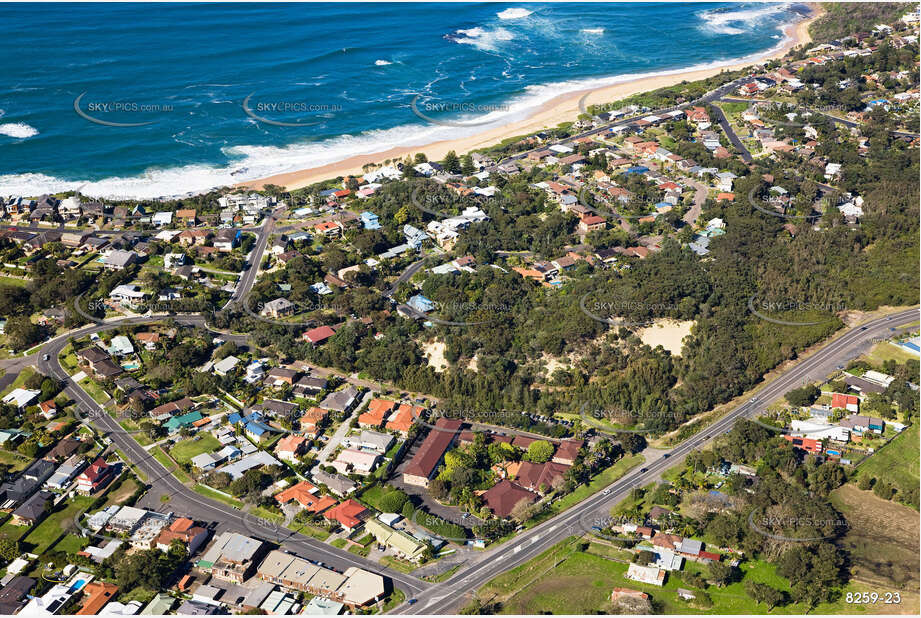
left=524, top=440, right=554, bottom=463
left=379, top=489, right=409, bottom=513
left=857, top=474, right=873, bottom=490
left=707, top=561, right=735, bottom=587
left=785, top=384, right=820, bottom=407
left=634, top=549, right=655, bottom=565
left=442, top=150, right=460, bottom=174
left=4, top=316, right=45, bottom=350
left=619, top=433, right=647, bottom=455
left=0, top=536, right=19, bottom=562
left=460, top=154, right=476, bottom=176
left=744, top=580, right=784, bottom=610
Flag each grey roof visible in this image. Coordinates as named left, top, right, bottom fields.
left=176, top=600, right=220, bottom=615
left=12, top=489, right=53, bottom=521
left=678, top=538, right=703, bottom=555
left=320, top=386, right=360, bottom=412
left=311, top=469, right=357, bottom=496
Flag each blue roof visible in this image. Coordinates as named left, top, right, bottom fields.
left=245, top=421, right=273, bottom=437
left=228, top=412, right=243, bottom=425
left=408, top=295, right=437, bottom=313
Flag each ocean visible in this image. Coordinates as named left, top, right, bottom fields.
left=0, top=2, right=809, bottom=199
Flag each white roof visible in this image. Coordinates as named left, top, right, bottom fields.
left=111, top=284, right=145, bottom=299
left=2, top=388, right=40, bottom=408
left=213, top=355, right=241, bottom=374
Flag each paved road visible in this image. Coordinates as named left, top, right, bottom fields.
left=710, top=103, right=753, bottom=163
left=394, top=307, right=919, bottom=613
left=223, top=207, right=281, bottom=310
left=35, top=315, right=427, bottom=598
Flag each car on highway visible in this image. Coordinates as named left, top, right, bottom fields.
left=408, top=599, right=418, bottom=605
left=602, top=488, right=611, bottom=495
left=640, top=467, right=648, bottom=473
left=750, top=397, right=757, bottom=402
left=42, top=354, right=50, bottom=361
left=662, top=453, right=670, bottom=458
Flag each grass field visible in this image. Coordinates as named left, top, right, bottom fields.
left=169, top=434, right=221, bottom=464
left=0, top=449, right=34, bottom=473
left=830, top=483, right=920, bottom=596
left=151, top=446, right=193, bottom=483
left=863, top=341, right=919, bottom=366
left=853, top=423, right=919, bottom=500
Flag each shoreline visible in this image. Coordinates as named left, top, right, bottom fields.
left=243, top=6, right=821, bottom=192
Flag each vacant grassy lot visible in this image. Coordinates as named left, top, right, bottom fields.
left=853, top=423, right=919, bottom=500
left=20, top=495, right=96, bottom=554
left=831, top=483, right=920, bottom=595
left=169, top=434, right=221, bottom=464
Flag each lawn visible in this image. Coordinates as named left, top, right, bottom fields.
left=853, top=423, right=919, bottom=499
left=0, top=366, right=37, bottom=397
left=151, top=446, right=192, bottom=484
left=0, top=449, right=34, bottom=473
left=377, top=588, right=405, bottom=614
left=287, top=521, right=331, bottom=541
left=864, top=341, right=919, bottom=366
left=51, top=533, right=90, bottom=555
left=20, top=495, right=96, bottom=554
left=193, top=484, right=243, bottom=509
left=379, top=555, right=416, bottom=574
left=169, top=434, right=221, bottom=464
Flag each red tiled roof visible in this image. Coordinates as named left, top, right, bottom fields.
left=482, top=480, right=537, bottom=518
left=303, top=325, right=336, bottom=344
left=324, top=499, right=369, bottom=529
left=403, top=418, right=462, bottom=480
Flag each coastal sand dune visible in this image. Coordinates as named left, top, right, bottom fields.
left=243, top=7, right=820, bottom=192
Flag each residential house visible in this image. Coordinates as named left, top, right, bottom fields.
left=198, top=532, right=268, bottom=584
left=482, top=480, right=538, bottom=518
left=76, top=458, right=116, bottom=494
left=323, top=499, right=371, bottom=532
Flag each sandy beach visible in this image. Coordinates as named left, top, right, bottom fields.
left=244, top=6, right=822, bottom=192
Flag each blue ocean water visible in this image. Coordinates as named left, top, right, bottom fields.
left=0, top=2, right=807, bottom=198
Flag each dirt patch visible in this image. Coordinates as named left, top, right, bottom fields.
left=421, top=340, right=448, bottom=373
left=636, top=319, right=695, bottom=356
left=831, top=483, right=920, bottom=593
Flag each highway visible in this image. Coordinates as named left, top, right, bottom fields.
left=394, top=307, right=919, bottom=614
